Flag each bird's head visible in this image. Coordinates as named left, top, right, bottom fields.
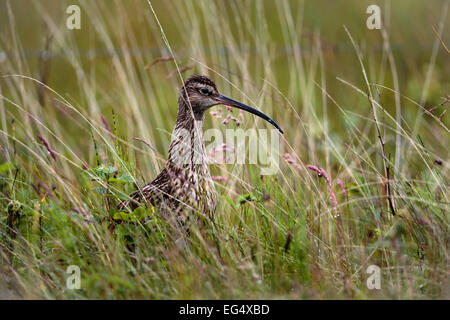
left=180, top=74, right=283, bottom=134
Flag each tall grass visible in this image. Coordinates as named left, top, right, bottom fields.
left=0, top=0, right=448, bottom=299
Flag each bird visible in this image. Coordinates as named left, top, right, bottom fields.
left=117, top=74, right=283, bottom=225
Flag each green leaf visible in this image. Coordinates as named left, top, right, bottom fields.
left=109, top=192, right=134, bottom=200
left=93, top=187, right=108, bottom=195
left=113, top=211, right=138, bottom=222
left=83, top=165, right=118, bottom=181
left=94, top=165, right=117, bottom=175
left=108, top=175, right=134, bottom=183
left=235, top=193, right=257, bottom=208
left=112, top=206, right=155, bottom=222
left=0, top=162, right=14, bottom=174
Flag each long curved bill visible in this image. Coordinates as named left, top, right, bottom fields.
left=216, top=94, right=284, bottom=134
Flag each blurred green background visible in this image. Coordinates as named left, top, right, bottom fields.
left=0, top=0, right=449, bottom=300
left=1, top=0, right=448, bottom=107
left=1, top=0, right=449, bottom=159
left=0, top=0, right=449, bottom=179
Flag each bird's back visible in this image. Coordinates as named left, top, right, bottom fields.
left=117, top=162, right=217, bottom=221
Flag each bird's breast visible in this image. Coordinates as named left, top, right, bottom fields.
left=165, top=119, right=217, bottom=215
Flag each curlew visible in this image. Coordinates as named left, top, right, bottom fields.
left=117, top=74, right=283, bottom=223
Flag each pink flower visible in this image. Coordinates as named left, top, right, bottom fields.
left=209, top=143, right=235, bottom=162
left=216, top=107, right=243, bottom=126
left=336, top=179, right=346, bottom=196
left=212, top=176, right=229, bottom=182
left=222, top=114, right=232, bottom=125
left=307, top=165, right=338, bottom=209
left=283, top=153, right=302, bottom=170
left=318, top=168, right=331, bottom=187
left=101, top=115, right=111, bottom=133
left=101, top=115, right=113, bottom=138
left=37, top=134, right=57, bottom=161
left=210, top=107, right=223, bottom=119
left=0, top=145, right=7, bottom=161
left=306, top=165, right=321, bottom=176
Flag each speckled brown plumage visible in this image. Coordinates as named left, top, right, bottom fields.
left=117, top=74, right=282, bottom=223
left=117, top=75, right=218, bottom=219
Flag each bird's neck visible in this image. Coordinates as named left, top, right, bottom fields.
left=167, top=101, right=207, bottom=168
left=166, top=99, right=217, bottom=214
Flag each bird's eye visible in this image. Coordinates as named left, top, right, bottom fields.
left=200, top=88, right=210, bottom=95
